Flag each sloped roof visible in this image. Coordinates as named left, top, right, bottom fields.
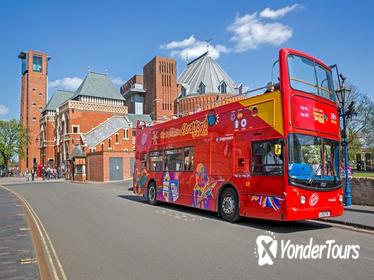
left=69, top=145, right=85, bottom=159
left=82, top=116, right=131, bottom=148
left=44, top=89, right=75, bottom=111
left=177, top=52, right=236, bottom=97
left=72, top=71, right=124, bottom=101
left=125, top=114, right=152, bottom=127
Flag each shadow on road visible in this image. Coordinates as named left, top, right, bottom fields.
left=118, top=194, right=332, bottom=234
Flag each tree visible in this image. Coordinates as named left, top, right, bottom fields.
left=345, top=86, right=374, bottom=142
left=0, top=119, right=29, bottom=170
left=343, top=84, right=374, bottom=157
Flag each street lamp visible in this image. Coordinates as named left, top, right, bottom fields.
left=335, top=85, right=352, bottom=207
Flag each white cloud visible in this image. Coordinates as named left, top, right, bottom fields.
left=111, top=77, right=125, bottom=86
left=161, top=35, right=197, bottom=50
left=162, top=36, right=230, bottom=60
left=228, top=12, right=293, bottom=52
left=49, top=77, right=83, bottom=91
left=260, top=4, right=302, bottom=19
left=0, top=104, right=9, bottom=116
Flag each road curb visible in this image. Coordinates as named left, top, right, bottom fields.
left=318, top=218, right=374, bottom=232
left=0, top=185, right=67, bottom=280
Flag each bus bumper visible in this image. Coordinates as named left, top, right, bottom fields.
left=283, top=204, right=344, bottom=221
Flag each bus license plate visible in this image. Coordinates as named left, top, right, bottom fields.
left=319, top=211, right=330, bottom=218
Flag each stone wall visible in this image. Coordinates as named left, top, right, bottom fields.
left=350, top=178, right=374, bottom=206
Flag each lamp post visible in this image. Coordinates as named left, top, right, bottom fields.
left=336, top=86, right=352, bottom=206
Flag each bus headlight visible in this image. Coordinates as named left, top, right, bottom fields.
left=300, top=196, right=306, bottom=205
left=339, top=195, right=343, bottom=203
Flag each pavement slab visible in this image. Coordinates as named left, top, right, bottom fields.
left=0, top=187, right=40, bottom=280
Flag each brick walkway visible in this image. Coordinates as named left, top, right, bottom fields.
left=0, top=187, right=40, bottom=280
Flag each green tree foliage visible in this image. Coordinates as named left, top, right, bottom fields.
left=0, top=119, right=29, bottom=169
left=344, top=84, right=374, bottom=156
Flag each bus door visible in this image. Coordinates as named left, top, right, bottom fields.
left=249, top=139, right=285, bottom=217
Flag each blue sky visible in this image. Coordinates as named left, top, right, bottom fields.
left=0, top=0, right=373, bottom=120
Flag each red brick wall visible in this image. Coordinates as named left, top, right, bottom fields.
left=143, top=57, right=177, bottom=120
left=86, top=151, right=134, bottom=182
left=86, top=152, right=103, bottom=181
left=93, top=128, right=134, bottom=153
left=177, top=94, right=245, bottom=116
left=120, top=75, right=144, bottom=95
left=19, top=50, right=48, bottom=172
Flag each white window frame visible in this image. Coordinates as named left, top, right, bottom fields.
left=72, top=125, right=80, bottom=134
left=123, top=128, right=129, bottom=140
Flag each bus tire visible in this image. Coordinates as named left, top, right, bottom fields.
left=219, top=187, right=240, bottom=223
left=147, top=182, right=158, bottom=205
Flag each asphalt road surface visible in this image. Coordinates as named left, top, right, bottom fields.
left=6, top=181, right=374, bottom=280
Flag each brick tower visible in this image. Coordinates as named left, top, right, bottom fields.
left=143, top=57, right=177, bottom=120
left=18, top=51, right=49, bottom=172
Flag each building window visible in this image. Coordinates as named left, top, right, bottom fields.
left=115, top=134, right=119, bottom=144
left=219, top=81, right=227, bottom=94
left=72, top=125, right=80, bottom=134
left=101, top=143, right=104, bottom=151
left=181, top=87, right=187, bottom=97
left=32, top=102, right=36, bottom=107
left=123, top=128, right=129, bottom=139
left=75, top=165, right=83, bottom=174
left=32, top=55, right=42, bottom=72
left=132, top=130, right=136, bottom=137
left=198, top=82, right=206, bottom=94
left=32, top=117, right=36, bottom=122
left=39, top=92, right=43, bottom=96
left=252, top=140, right=284, bottom=176
left=108, top=138, right=112, bottom=149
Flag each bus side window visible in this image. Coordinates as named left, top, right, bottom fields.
left=164, top=149, right=184, bottom=171
left=184, top=147, right=194, bottom=171
left=141, top=153, right=147, bottom=169
left=252, top=140, right=284, bottom=175
left=149, top=151, right=163, bottom=172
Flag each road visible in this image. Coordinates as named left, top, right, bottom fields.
left=6, top=181, right=374, bottom=280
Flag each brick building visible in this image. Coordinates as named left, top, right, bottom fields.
left=121, top=52, right=245, bottom=121
left=27, top=49, right=241, bottom=181
left=121, top=56, right=177, bottom=121
left=40, top=71, right=151, bottom=181
left=40, top=89, right=74, bottom=166
left=18, top=50, right=50, bottom=172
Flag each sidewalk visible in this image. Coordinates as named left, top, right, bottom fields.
left=0, top=176, right=65, bottom=186
left=0, top=186, right=40, bottom=279
left=322, top=205, right=374, bottom=230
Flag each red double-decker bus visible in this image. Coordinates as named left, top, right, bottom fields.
left=133, top=48, right=343, bottom=222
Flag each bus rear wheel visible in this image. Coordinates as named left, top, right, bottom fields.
left=220, top=188, right=240, bottom=222
left=147, top=182, right=158, bottom=205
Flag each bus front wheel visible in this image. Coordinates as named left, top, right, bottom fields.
left=147, top=182, right=158, bottom=205
left=220, top=188, right=240, bottom=222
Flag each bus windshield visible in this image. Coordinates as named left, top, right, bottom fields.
left=288, top=134, right=340, bottom=184
left=288, top=54, right=336, bottom=102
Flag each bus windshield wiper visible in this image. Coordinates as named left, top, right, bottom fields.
left=308, top=164, right=321, bottom=185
